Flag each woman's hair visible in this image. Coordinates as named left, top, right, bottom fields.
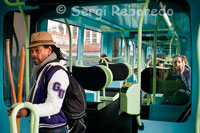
left=172, top=55, right=189, bottom=68
left=173, top=55, right=182, bottom=60
left=182, top=56, right=189, bottom=65
left=44, top=45, right=65, bottom=60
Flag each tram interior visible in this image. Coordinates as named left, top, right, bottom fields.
left=2, top=0, right=192, bottom=132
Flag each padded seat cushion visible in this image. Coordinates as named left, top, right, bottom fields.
left=99, top=63, right=129, bottom=80
left=141, top=68, right=187, bottom=94
left=70, top=66, right=107, bottom=91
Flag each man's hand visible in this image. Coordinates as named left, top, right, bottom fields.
left=7, top=107, right=29, bottom=118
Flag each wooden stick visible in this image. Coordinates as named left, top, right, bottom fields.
left=6, top=39, right=17, bottom=104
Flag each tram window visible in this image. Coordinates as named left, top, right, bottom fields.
left=112, top=38, right=122, bottom=63
left=121, top=39, right=125, bottom=57
left=113, top=38, right=126, bottom=63
left=83, top=29, right=101, bottom=66
left=129, top=40, right=135, bottom=67
left=3, top=12, right=30, bottom=106
left=146, top=46, right=152, bottom=62
left=47, top=19, right=78, bottom=65
left=141, top=11, right=192, bottom=121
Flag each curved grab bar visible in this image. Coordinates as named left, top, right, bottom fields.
left=105, top=56, right=127, bottom=63
left=137, top=0, right=150, bottom=84
left=121, top=32, right=128, bottom=62
left=10, top=102, right=39, bottom=133
left=136, top=0, right=150, bottom=130
left=146, top=57, right=173, bottom=68
left=76, top=57, right=108, bottom=67
left=168, top=34, right=175, bottom=58
left=4, top=0, right=24, bottom=6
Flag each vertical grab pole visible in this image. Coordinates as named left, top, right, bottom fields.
left=6, top=39, right=17, bottom=104
left=196, top=24, right=200, bottom=133
left=152, top=17, right=162, bottom=104
left=16, top=47, right=25, bottom=132
left=6, top=39, right=21, bottom=132
left=169, top=34, right=175, bottom=58
left=137, top=0, right=150, bottom=130
left=17, top=47, right=25, bottom=103
left=137, top=0, right=150, bottom=88
left=64, top=18, right=72, bottom=73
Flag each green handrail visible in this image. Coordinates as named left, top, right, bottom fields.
left=130, top=40, right=135, bottom=70
left=137, top=0, right=150, bottom=84
left=121, top=32, right=128, bottom=62
left=176, top=39, right=181, bottom=54
left=10, top=102, right=39, bottom=133
left=196, top=24, right=200, bottom=133
left=101, top=28, right=170, bottom=33
left=104, top=56, right=127, bottom=63
left=146, top=57, right=172, bottom=69
left=169, top=34, right=175, bottom=58
left=64, top=18, right=72, bottom=73
left=76, top=57, right=108, bottom=67
left=152, top=17, right=162, bottom=104
left=137, top=0, right=150, bottom=128
left=97, top=65, right=113, bottom=100
left=4, top=0, right=24, bottom=6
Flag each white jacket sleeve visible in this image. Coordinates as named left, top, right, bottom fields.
left=33, top=69, right=69, bottom=117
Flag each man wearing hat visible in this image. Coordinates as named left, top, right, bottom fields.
left=7, top=31, right=69, bottom=133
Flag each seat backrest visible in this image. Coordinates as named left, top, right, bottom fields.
left=70, top=65, right=113, bottom=91
left=99, top=63, right=133, bottom=81
left=141, top=67, right=184, bottom=94
left=97, top=65, right=113, bottom=88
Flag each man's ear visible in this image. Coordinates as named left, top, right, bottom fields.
left=48, top=46, right=52, bottom=55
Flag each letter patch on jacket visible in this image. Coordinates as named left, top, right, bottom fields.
left=52, top=82, right=65, bottom=98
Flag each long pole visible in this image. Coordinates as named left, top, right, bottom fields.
left=6, top=39, right=17, bottom=104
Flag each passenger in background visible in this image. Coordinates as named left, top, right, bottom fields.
left=155, top=54, right=169, bottom=80
left=156, top=61, right=169, bottom=80
left=99, top=54, right=110, bottom=63
left=162, top=55, right=191, bottom=105
left=146, top=55, right=152, bottom=64
left=170, top=55, right=191, bottom=90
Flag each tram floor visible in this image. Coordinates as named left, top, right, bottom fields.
left=86, top=99, right=138, bottom=133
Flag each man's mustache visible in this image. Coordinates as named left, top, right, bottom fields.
left=33, top=58, right=39, bottom=60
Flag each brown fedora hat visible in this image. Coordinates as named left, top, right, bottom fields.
left=28, top=31, right=56, bottom=49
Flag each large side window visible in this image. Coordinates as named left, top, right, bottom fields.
left=47, top=19, right=78, bottom=65
left=83, top=29, right=101, bottom=66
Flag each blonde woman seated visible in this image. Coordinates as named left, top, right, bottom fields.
left=168, top=55, right=191, bottom=90
left=162, top=55, right=191, bottom=105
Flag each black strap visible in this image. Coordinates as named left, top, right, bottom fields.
left=45, top=65, right=69, bottom=88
